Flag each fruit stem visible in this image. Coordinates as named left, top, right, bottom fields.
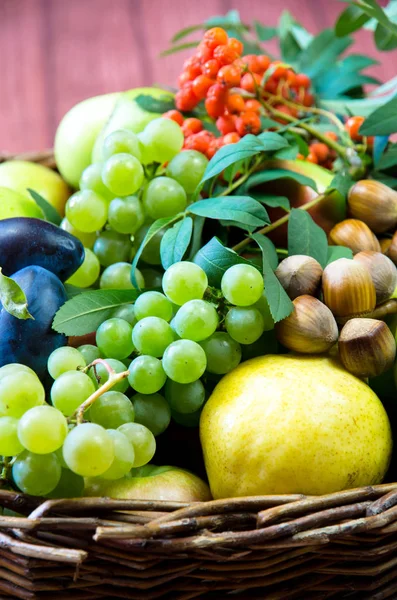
left=232, top=192, right=328, bottom=253
left=218, top=157, right=263, bottom=198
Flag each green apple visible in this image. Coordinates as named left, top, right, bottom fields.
left=84, top=465, right=211, bottom=502
left=0, top=161, right=71, bottom=216
left=0, top=187, right=44, bottom=220
left=54, top=88, right=173, bottom=189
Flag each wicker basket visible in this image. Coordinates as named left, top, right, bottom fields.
left=0, top=151, right=397, bottom=599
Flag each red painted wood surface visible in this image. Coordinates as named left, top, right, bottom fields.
left=0, top=0, right=396, bottom=154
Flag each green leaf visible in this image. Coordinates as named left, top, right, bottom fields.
left=160, top=217, right=193, bottom=269
left=341, top=54, right=379, bottom=71
left=251, top=233, right=279, bottom=270
left=319, top=96, right=394, bottom=117
left=171, top=24, right=202, bottom=42
left=188, top=216, right=205, bottom=260
left=376, top=143, right=397, bottom=171
left=200, top=133, right=288, bottom=185
left=297, top=29, right=353, bottom=79
left=371, top=170, right=397, bottom=189
left=52, top=289, right=139, bottom=336
left=0, top=268, right=33, bottom=320
left=134, top=94, right=175, bottom=114
left=316, top=72, right=379, bottom=99
left=375, top=22, right=397, bottom=50
left=64, top=284, right=87, bottom=300
left=335, top=5, right=370, bottom=36
left=373, top=135, right=390, bottom=166
left=326, top=245, right=353, bottom=265
left=352, top=0, right=397, bottom=35
left=274, top=144, right=299, bottom=160
left=254, top=22, right=277, bottom=41
left=359, top=95, right=397, bottom=135
left=261, top=256, right=293, bottom=323
left=288, top=209, right=328, bottom=268
left=328, top=171, right=355, bottom=198
left=251, top=194, right=290, bottom=212
left=193, top=237, right=254, bottom=287
left=131, top=216, right=180, bottom=287
left=205, top=10, right=246, bottom=30
left=189, top=196, right=270, bottom=229
left=240, top=169, right=318, bottom=193
left=160, top=41, right=201, bottom=56
left=27, top=189, right=61, bottom=225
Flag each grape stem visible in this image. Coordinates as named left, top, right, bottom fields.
left=231, top=192, right=328, bottom=253
left=74, top=359, right=129, bottom=425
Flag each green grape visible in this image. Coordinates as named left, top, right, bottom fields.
left=169, top=317, right=181, bottom=340
left=17, top=406, right=68, bottom=454
left=108, top=196, right=145, bottom=235
left=93, top=230, right=132, bottom=267
left=77, top=344, right=102, bottom=365
left=118, top=422, right=156, bottom=468
left=101, top=429, right=135, bottom=480
left=133, top=224, right=165, bottom=266
left=48, top=347, right=86, bottom=380
left=140, top=268, right=163, bottom=289
left=55, top=446, right=68, bottom=468
left=162, top=340, right=207, bottom=384
left=12, top=451, right=61, bottom=496
left=103, top=129, right=142, bottom=161
left=165, top=379, right=206, bottom=414
left=0, top=417, right=24, bottom=455
left=111, top=304, right=137, bottom=325
left=173, top=300, right=218, bottom=342
left=65, top=190, right=108, bottom=233
left=0, top=372, right=45, bottom=418
left=96, top=318, right=134, bottom=360
left=63, top=423, right=115, bottom=477
left=225, top=306, right=265, bottom=345
left=100, top=262, right=145, bottom=290
left=79, top=163, right=114, bottom=202
left=88, top=359, right=129, bottom=393
left=60, top=218, right=96, bottom=249
left=0, top=363, right=36, bottom=381
left=166, top=150, right=208, bottom=194
left=102, top=153, right=144, bottom=197
left=254, top=291, right=275, bottom=331
left=221, top=264, right=264, bottom=307
left=142, top=177, right=187, bottom=220
left=140, top=118, right=184, bottom=163
left=172, top=408, right=202, bottom=428
left=132, top=317, right=174, bottom=357
left=51, top=371, right=96, bottom=417
left=200, top=332, right=242, bottom=374
left=134, top=291, right=173, bottom=322
left=66, top=248, right=100, bottom=288
left=128, top=356, right=167, bottom=394
left=89, top=391, right=134, bottom=428
left=162, top=262, right=208, bottom=305
left=46, top=468, right=84, bottom=498
left=132, top=393, right=171, bottom=436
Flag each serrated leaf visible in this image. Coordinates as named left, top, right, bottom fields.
left=328, top=171, right=355, bottom=198
left=326, top=246, right=353, bottom=265
left=254, top=21, right=277, bottom=41
left=297, top=29, right=353, bottom=79
left=288, top=209, right=328, bottom=268
left=335, top=5, right=370, bottom=36
left=64, top=284, right=87, bottom=300
left=160, top=217, right=193, bottom=269
left=251, top=233, right=279, bottom=270
left=52, top=289, right=139, bottom=336
left=171, top=24, right=202, bottom=42
left=316, top=72, right=379, bottom=99
left=160, top=41, right=201, bottom=57
left=274, top=144, right=299, bottom=160
left=0, top=268, right=33, bottom=320
left=189, top=196, right=270, bottom=228
left=131, top=216, right=181, bottom=287
left=134, top=94, right=175, bottom=114
left=27, top=189, right=60, bottom=225
left=240, top=168, right=318, bottom=194
left=352, top=0, right=397, bottom=36
left=193, top=237, right=254, bottom=287
left=261, top=256, right=293, bottom=323
left=254, top=194, right=290, bottom=211
left=359, top=95, right=397, bottom=135
left=373, top=135, right=390, bottom=167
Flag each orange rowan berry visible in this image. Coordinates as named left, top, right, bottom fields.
left=310, top=142, right=329, bottom=163
left=235, top=111, right=261, bottom=136
left=203, top=27, right=228, bottom=50
left=272, top=63, right=288, bottom=80
left=163, top=110, right=184, bottom=125
left=184, top=130, right=214, bottom=154
left=182, top=118, right=203, bottom=137
left=227, top=94, right=245, bottom=114
left=178, top=71, right=193, bottom=88
left=183, top=57, right=202, bottom=78
left=245, top=99, right=262, bottom=113
left=213, top=45, right=239, bottom=66
left=196, top=42, right=213, bottom=64
left=207, top=82, right=228, bottom=101
left=257, top=55, right=271, bottom=72
left=205, top=96, right=226, bottom=118
left=227, top=37, right=244, bottom=56
left=274, top=104, right=295, bottom=124
left=241, top=55, right=261, bottom=73
left=192, top=75, right=215, bottom=100
left=302, top=92, right=314, bottom=106
left=345, top=116, right=365, bottom=141
left=325, top=131, right=338, bottom=142
left=240, top=72, right=262, bottom=93
left=223, top=132, right=241, bottom=144
left=216, top=114, right=236, bottom=135
left=175, top=84, right=198, bottom=112
left=306, top=152, right=318, bottom=164
left=294, top=73, right=311, bottom=89
left=265, top=77, right=278, bottom=94
left=217, top=64, right=241, bottom=88
left=202, top=59, right=220, bottom=79
left=297, top=153, right=305, bottom=160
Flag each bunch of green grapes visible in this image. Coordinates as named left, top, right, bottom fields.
left=60, top=118, right=209, bottom=289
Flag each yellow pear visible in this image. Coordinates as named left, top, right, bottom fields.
left=200, top=354, right=392, bottom=499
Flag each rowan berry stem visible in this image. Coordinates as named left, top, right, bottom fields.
left=232, top=192, right=328, bottom=253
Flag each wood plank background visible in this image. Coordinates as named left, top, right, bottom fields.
left=0, top=0, right=395, bottom=154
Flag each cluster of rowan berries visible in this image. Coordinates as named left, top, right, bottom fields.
left=298, top=132, right=338, bottom=169
left=170, top=26, right=315, bottom=141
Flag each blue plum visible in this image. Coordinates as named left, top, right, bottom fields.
left=0, top=218, right=84, bottom=281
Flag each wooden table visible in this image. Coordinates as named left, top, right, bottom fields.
left=0, top=0, right=395, bottom=154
